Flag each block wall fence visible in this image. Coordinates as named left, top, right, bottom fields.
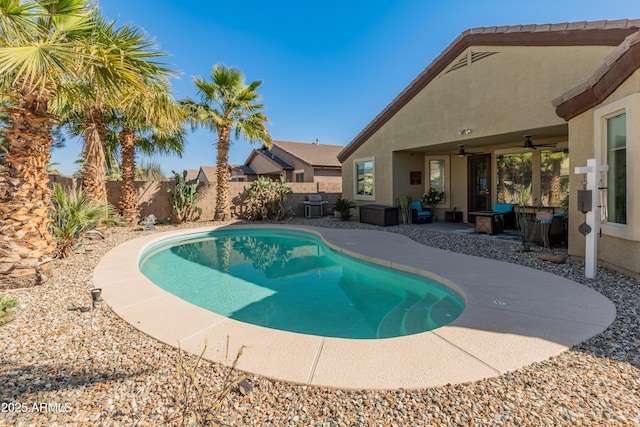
left=48, top=175, right=342, bottom=221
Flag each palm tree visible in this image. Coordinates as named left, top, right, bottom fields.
left=0, top=1, right=169, bottom=284
left=0, top=0, right=96, bottom=283
left=182, top=64, right=271, bottom=221
left=58, top=16, right=175, bottom=206
left=115, top=82, right=185, bottom=224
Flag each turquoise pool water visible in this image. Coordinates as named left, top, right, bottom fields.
left=139, top=228, right=465, bottom=339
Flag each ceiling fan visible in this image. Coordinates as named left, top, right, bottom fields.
left=522, top=135, right=555, bottom=150
left=457, top=144, right=482, bottom=157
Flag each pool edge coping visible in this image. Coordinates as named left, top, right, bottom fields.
left=94, top=224, right=616, bottom=390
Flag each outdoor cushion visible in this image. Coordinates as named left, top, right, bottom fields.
left=411, top=201, right=431, bottom=223
left=493, top=203, right=514, bottom=213
left=411, top=201, right=430, bottom=216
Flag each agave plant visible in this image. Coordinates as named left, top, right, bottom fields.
left=331, top=198, right=357, bottom=221
left=49, top=184, right=115, bottom=258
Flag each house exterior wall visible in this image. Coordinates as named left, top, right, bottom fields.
left=247, top=155, right=285, bottom=176
left=342, top=45, right=615, bottom=208
left=568, top=71, right=640, bottom=277
left=269, top=145, right=342, bottom=184
left=312, top=168, right=342, bottom=184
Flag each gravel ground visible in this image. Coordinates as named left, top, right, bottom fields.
left=1, top=217, right=639, bottom=426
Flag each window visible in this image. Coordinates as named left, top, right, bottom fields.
left=429, top=160, right=445, bottom=194
left=594, top=93, right=637, bottom=241
left=425, top=156, right=450, bottom=208
left=354, top=157, right=375, bottom=200
left=294, top=170, right=304, bottom=182
left=606, top=113, right=626, bottom=224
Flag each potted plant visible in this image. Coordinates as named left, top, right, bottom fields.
left=331, top=198, right=356, bottom=221
left=421, top=187, right=445, bottom=220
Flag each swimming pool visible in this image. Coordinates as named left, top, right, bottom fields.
left=139, top=228, right=465, bottom=339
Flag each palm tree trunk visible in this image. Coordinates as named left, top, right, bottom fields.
left=82, top=111, right=107, bottom=205
left=214, top=125, right=232, bottom=221
left=118, top=128, right=139, bottom=224
left=0, top=86, right=56, bottom=286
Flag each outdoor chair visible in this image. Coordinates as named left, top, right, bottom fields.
left=411, top=201, right=432, bottom=224
left=492, top=203, right=515, bottom=228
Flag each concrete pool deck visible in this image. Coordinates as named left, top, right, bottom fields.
left=94, top=224, right=615, bottom=390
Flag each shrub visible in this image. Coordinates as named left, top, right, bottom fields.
left=331, top=198, right=356, bottom=221
left=49, top=183, right=114, bottom=258
left=167, top=170, right=202, bottom=223
left=0, top=294, right=18, bottom=327
left=168, top=341, right=246, bottom=426
left=245, top=176, right=292, bottom=221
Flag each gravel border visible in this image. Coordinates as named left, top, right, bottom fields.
left=1, top=217, right=639, bottom=426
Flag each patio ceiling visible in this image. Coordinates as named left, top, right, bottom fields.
left=400, top=123, right=568, bottom=155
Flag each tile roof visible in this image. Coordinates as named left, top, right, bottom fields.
left=337, top=19, right=640, bottom=163
left=184, top=169, right=198, bottom=182
left=255, top=148, right=294, bottom=169
left=197, top=166, right=218, bottom=182
left=271, top=140, right=343, bottom=167
left=554, top=29, right=640, bottom=120
left=231, top=164, right=256, bottom=175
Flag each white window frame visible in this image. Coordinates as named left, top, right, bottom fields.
left=594, top=93, right=639, bottom=241
left=354, top=157, right=375, bottom=201
left=294, top=169, right=305, bottom=183
left=425, top=155, right=451, bottom=209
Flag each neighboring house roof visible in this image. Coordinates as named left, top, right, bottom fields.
left=184, top=169, right=198, bottom=182
left=270, top=140, right=343, bottom=168
left=197, top=166, right=218, bottom=182
left=231, top=164, right=256, bottom=175
left=337, top=19, right=640, bottom=163
left=249, top=148, right=294, bottom=170
left=553, top=29, right=640, bottom=120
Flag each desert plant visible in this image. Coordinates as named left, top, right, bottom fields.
left=169, top=340, right=246, bottom=426
left=0, top=295, right=18, bottom=327
left=49, top=184, right=114, bottom=258
left=560, top=192, right=569, bottom=242
left=331, top=198, right=357, bottom=221
left=397, top=195, right=412, bottom=224
left=515, top=195, right=541, bottom=252
left=245, top=176, right=292, bottom=221
left=168, top=170, right=202, bottom=223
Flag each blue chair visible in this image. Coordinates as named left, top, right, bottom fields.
left=411, top=201, right=432, bottom=224
left=492, top=203, right=515, bottom=228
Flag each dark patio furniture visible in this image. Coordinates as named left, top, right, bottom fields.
left=469, top=211, right=504, bottom=235
left=411, top=201, right=432, bottom=224
left=359, top=204, right=399, bottom=226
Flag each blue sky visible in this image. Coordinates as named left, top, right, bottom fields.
left=50, top=0, right=640, bottom=176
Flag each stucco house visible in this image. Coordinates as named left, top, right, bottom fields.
left=195, top=166, right=218, bottom=183
left=338, top=19, right=640, bottom=277
left=553, top=28, right=640, bottom=277
left=240, top=140, right=343, bottom=183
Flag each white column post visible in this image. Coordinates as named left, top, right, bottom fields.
left=574, top=158, right=608, bottom=279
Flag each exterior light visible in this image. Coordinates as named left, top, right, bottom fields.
left=91, top=288, right=102, bottom=309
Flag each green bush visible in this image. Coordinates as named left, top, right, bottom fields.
left=245, top=176, right=292, bottom=221
left=49, top=183, right=114, bottom=258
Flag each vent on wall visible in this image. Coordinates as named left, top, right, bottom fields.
left=446, top=51, right=498, bottom=74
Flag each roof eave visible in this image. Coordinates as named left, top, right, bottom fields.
left=337, top=22, right=640, bottom=163
left=554, top=30, right=640, bottom=120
